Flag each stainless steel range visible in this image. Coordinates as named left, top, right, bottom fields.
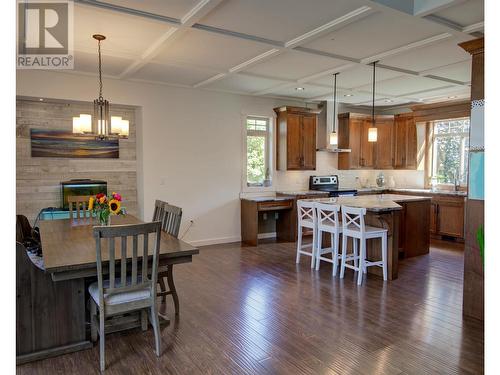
left=309, top=175, right=357, bottom=197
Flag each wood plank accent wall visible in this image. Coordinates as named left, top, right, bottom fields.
left=16, top=98, right=138, bottom=222
left=410, top=100, right=471, bottom=122
left=459, top=37, right=484, bottom=321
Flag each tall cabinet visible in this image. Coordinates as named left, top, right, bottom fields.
left=274, top=106, right=319, bottom=170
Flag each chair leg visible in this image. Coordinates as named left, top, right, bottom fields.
left=310, top=227, right=316, bottom=269
left=332, top=232, right=339, bottom=276
left=296, top=226, right=302, bottom=264
left=340, top=233, right=347, bottom=279
left=382, top=233, right=388, bottom=281
left=99, top=311, right=106, bottom=372
left=353, top=237, right=358, bottom=269
left=141, top=310, right=148, bottom=331
left=315, top=229, right=323, bottom=270
left=90, top=300, right=97, bottom=342
left=158, top=277, right=167, bottom=304
left=166, top=265, right=180, bottom=316
left=149, top=306, right=161, bottom=357
left=357, top=239, right=366, bottom=286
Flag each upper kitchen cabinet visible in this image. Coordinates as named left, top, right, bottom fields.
left=393, top=113, right=418, bottom=169
left=374, top=116, right=395, bottom=169
left=338, top=113, right=363, bottom=170
left=275, top=106, right=318, bottom=170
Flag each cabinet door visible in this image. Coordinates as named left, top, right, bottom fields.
left=286, top=114, right=302, bottom=169
left=405, top=119, right=418, bottom=169
left=393, top=117, right=407, bottom=168
left=375, top=120, right=394, bottom=169
left=437, top=201, right=465, bottom=238
left=430, top=203, right=438, bottom=234
left=301, top=115, right=316, bottom=170
left=348, top=119, right=363, bottom=169
left=360, top=120, right=375, bottom=168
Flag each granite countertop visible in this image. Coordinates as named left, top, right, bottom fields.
left=303, top=194, right=431, bottom=212
left=276, top=190, right=329, bottom=196
left=358, top=187, right=467, bottom=197
left=240, top=195, right=293, bottom=202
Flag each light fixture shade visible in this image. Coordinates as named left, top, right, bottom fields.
left=368, top=127, right=378, bottom=142
left=111, top=116, right=122, bottom=134
left=329, top=132, right=338, bottom=145
left=72, top=117, right=81, bottom=134
left=93, top=98, right=110, bottom=138
left=79, top=114, right=92, bottom=133
left=120, top=119, right=129, bottom=137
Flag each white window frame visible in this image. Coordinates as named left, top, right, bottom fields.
left=241, top=114, right=274, bottom=193
left=430, top=117, right=470, bottom=187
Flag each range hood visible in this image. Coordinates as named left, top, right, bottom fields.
left=316, top=101, right=351, bottom=153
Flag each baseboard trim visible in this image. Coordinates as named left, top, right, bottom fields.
left=258, top=232, right=276, bottom=239
left=187, top=236, right=241, bottom=247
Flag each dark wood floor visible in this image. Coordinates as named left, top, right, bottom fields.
left=17, top=239, right=483, bottom=374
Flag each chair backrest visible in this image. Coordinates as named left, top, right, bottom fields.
left=152, top=200, right=182, bottom=238
left=316, top=202, right=341, bottom=230
left=93, top=221, right=162, bottom=307
left=297, top=200, right=316, bottom=225
left=68, top=195, right=91, bottom=220
left=341, top=205, right=367, bottom=232
left=16, top=215, right=32, bottom=243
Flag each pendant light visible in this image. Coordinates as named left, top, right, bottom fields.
left=93, top=34, right=111, bottom=139
left=329, top=73, right=339, bottom=145
left=368, top=61, right=378, bottom=143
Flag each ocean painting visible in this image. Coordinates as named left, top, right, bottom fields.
left=31, top=129, right=119, bottom=158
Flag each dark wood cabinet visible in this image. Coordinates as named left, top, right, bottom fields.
left=360, top=120, right=375, bottom=168
left=338, top=113, right=363, bottom=170
left=375, top=118, right=394, bottom=169
left=275, top=106, right=318, bottom=170
left=393, top=113, right=417, bottom=169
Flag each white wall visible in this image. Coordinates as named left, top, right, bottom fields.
left=16, top=70, right=425, bottom=246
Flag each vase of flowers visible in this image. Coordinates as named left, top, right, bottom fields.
left=88, top=192, right=124, bottom=226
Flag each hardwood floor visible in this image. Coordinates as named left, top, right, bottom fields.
left=17, top=239, right=483, bottom=374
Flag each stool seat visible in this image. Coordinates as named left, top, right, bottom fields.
left=344, top=224, right=386, bottom=238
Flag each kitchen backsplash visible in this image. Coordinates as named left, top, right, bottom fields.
left=274, top=151, right=425, bottom=191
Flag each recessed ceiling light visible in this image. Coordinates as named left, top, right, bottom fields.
left=448, top=95, right=458, bottom=99
left=384, top=99, right=393, bottom=103
left=295, top=87, right=305, bottom=91
left=344, top=94, right=353, bottom=97
left=39, top=98, right=44, bottom=101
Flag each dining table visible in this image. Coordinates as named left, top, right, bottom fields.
left=16, top=214, right=199, bottom=364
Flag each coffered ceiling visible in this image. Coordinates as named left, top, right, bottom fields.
left=69, top=0, right=483, bottom=107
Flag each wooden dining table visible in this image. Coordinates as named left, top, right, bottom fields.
left=17, top=214, right=198, bottom=364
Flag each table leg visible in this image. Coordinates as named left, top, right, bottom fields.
left=167, top=264, right=180, bottom=316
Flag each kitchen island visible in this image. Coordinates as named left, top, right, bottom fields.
left=304, top=194, right=431, bottom=280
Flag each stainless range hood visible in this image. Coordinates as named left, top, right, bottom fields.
left=316, top=100, right=351, bottom=153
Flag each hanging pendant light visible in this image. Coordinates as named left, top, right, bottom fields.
left=368, top=61, right=378, bottom=143
left=329, top=72, right=339, bottom=146
left=93, top=34, right=111, bottom=139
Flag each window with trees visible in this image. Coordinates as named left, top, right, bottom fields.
left=431, top=117, right=470, bottom=186
left=246, top=116, right=271, bottom=187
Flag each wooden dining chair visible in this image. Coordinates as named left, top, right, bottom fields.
left=89, top=221, right=162, bottom=371
left=68, top=195, right=91, bottom=220
left=152, top=200, right=182, bottom=316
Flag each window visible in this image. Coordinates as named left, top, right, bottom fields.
left=245, top=116, right=271, bottom=187
left=430, top=117, right=470, bottom=186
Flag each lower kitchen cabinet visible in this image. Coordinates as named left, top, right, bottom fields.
left=433, top=196, right=465, bottom=239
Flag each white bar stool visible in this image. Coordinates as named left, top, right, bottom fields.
left=314, top=202, right=342, bottom=275
left=296, top=200, right=317, bottom=268
left=339, top=205, right=388, bottom=285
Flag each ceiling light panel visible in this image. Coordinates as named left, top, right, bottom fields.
left=245, top=50, right=346, bottom=81
left=152, top=29, right=271, bottom=71
left=432, top=0, right=484, bottom=26
left=131, top=62, right=220, bottom=86
left=302, top=11, right=446, bottom=60
left=199, top=0, right=368, bottom=42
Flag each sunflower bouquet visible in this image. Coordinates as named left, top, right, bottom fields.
left=88, top=192, right=125, bottom=225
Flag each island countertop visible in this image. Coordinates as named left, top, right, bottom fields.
left=302, top=194, right=431, bottom=212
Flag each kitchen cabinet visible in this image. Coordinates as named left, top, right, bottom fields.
left=393, top=113, right=417, bottom=169
left=275, top=106, right=318, bottom=170
left=338, top=113, right=396, bottom=170
left=434, top=196, right=465, bottom=239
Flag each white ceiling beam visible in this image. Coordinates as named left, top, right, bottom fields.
left=462, top=21, right=484, bottom=34
left=119, top=0, right=226, bottom=79
left=360, top=33, right=452, bottom=64
left=192, top=6, right=372, bottom=88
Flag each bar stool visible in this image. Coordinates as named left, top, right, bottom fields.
left=314, top=202, right=342, bottom=275
left=340, top=205, right=388, bottom=285
left=296, top=200, right=317, bottom=268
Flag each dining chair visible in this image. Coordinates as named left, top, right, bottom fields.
left=314, top=202, right=342, bottom=275
left=152, top=199, right=182, bottom=315
left=296, top=200, right=318, bottom=268
left=68, top=195, right=91, bottom=220
left=339, top=205, right=388, bottom=285
left=89, top=221, right=162, bottom=371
